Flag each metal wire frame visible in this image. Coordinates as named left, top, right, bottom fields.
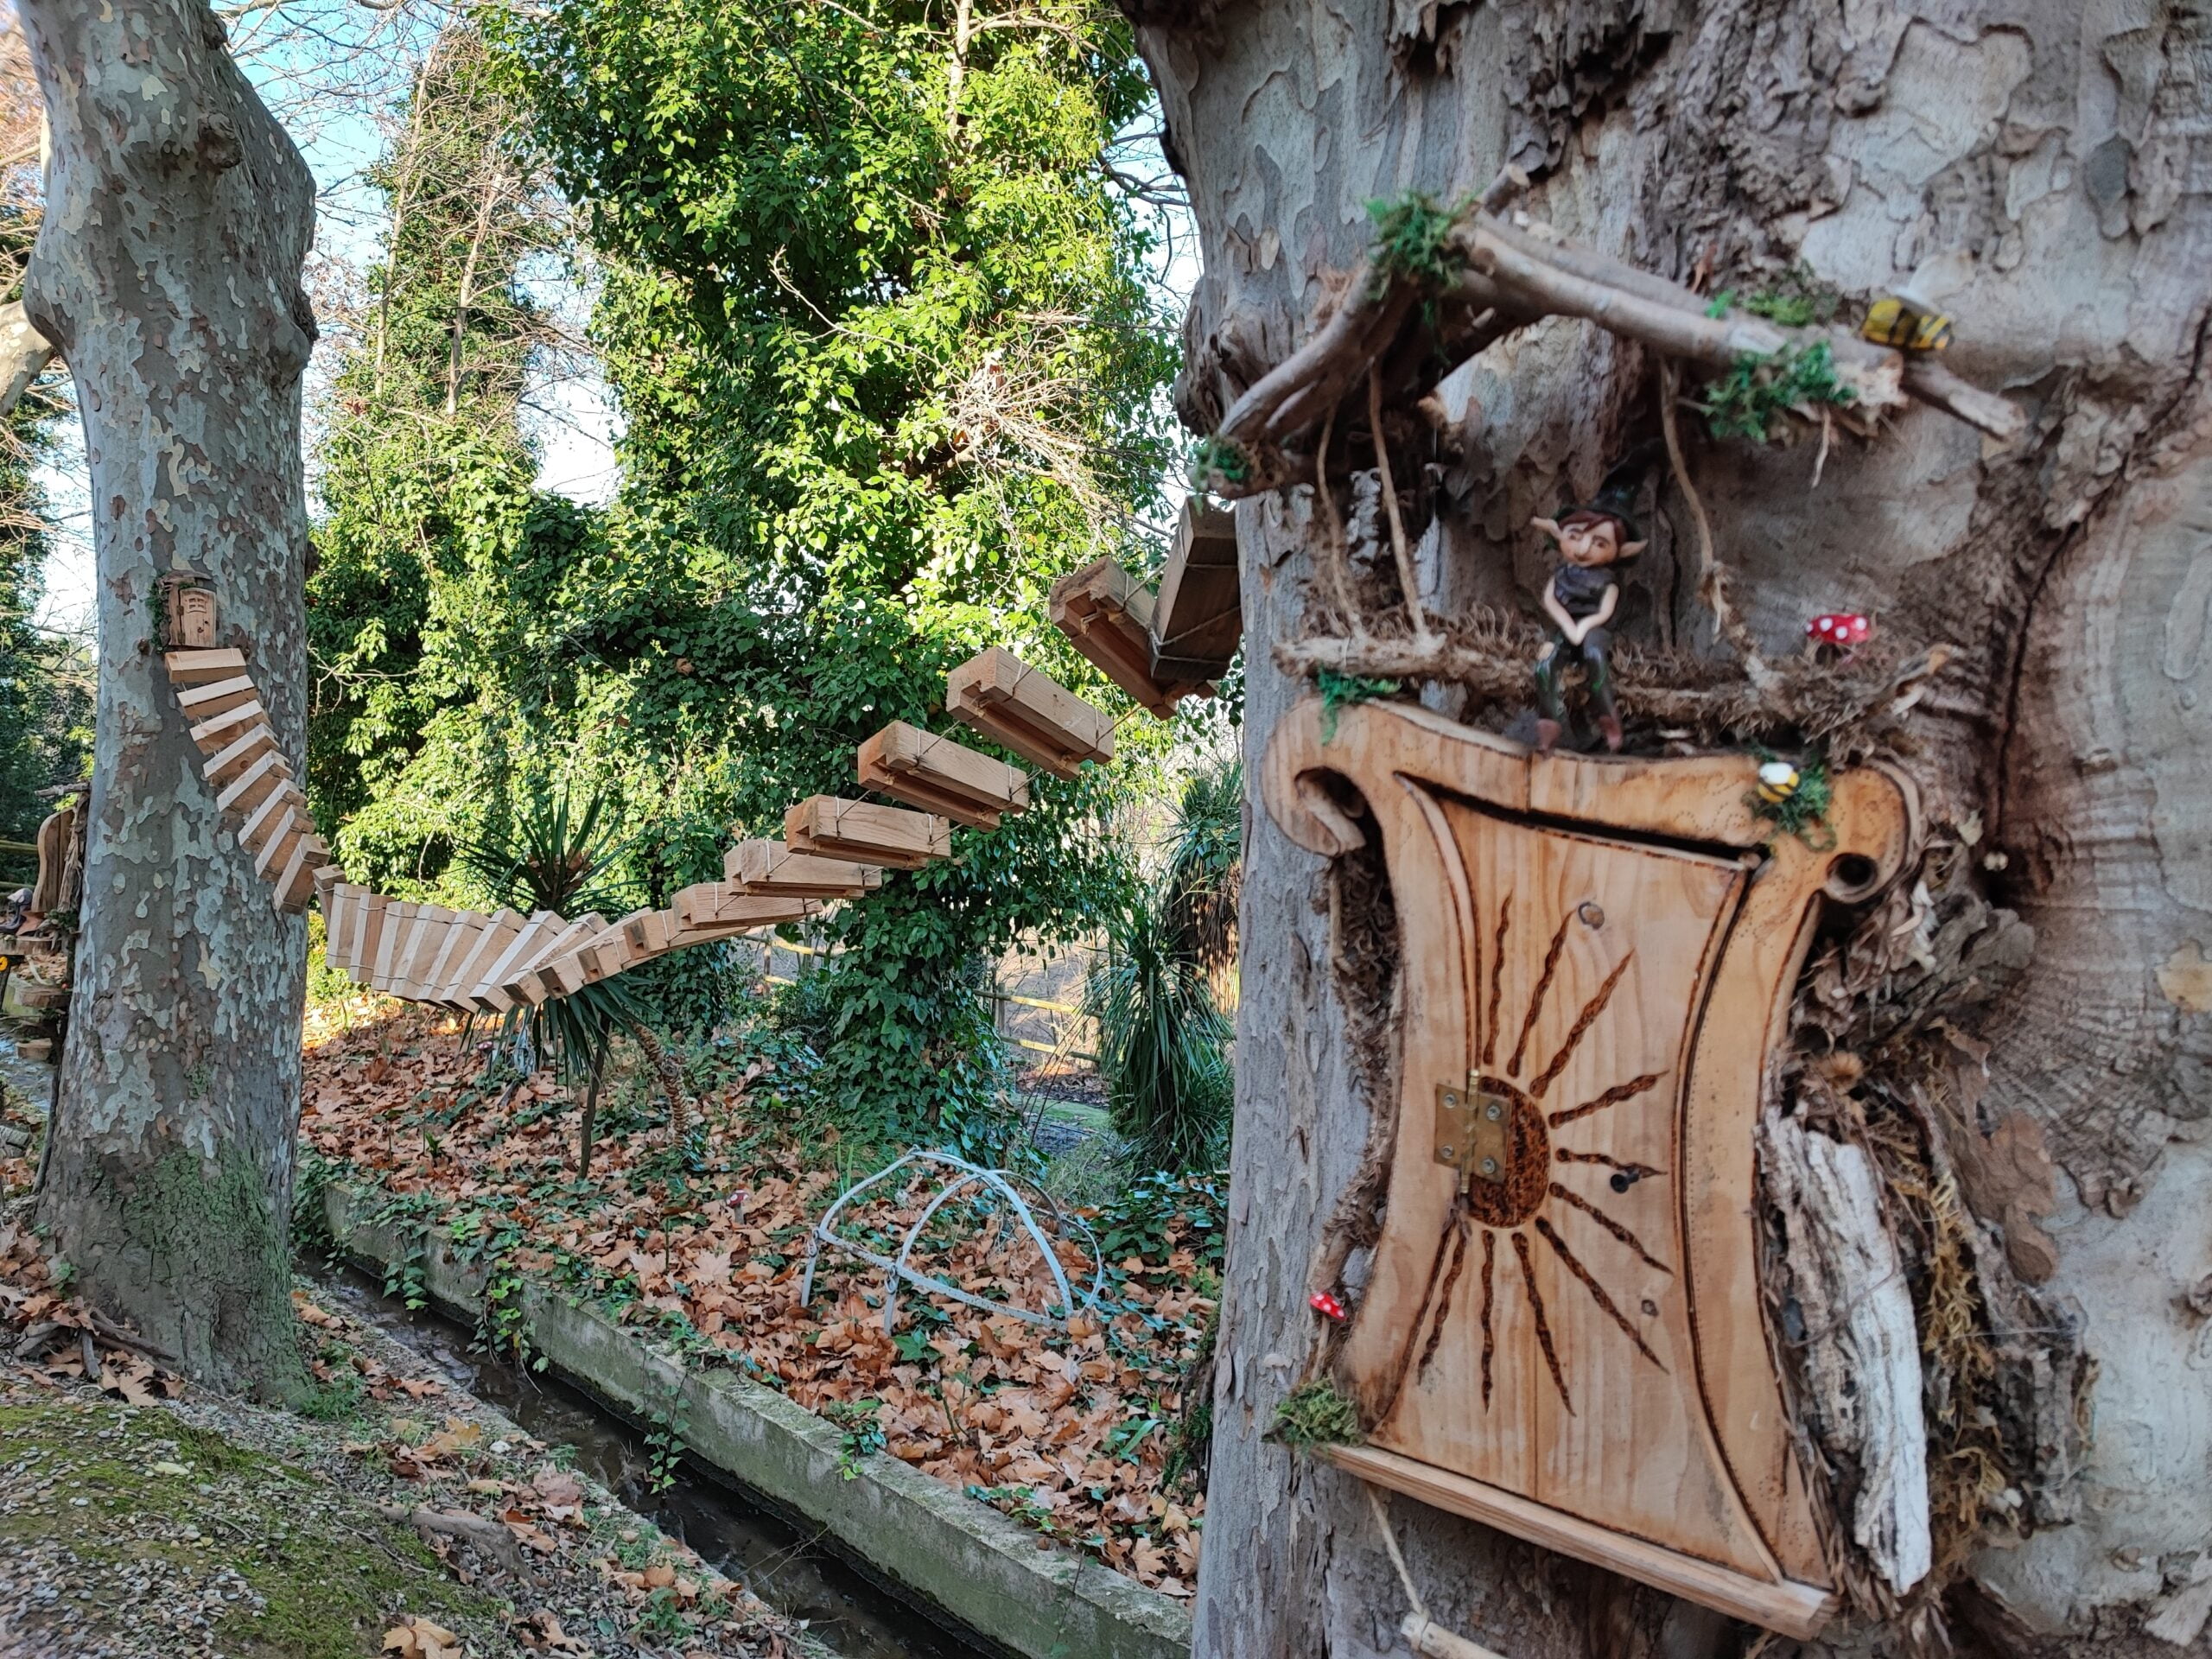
left=798, top=1148, right=1104, bottom=1336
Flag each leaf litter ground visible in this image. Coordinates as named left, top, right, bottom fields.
left=0, top=1202, right=821, bottom=1658
left=299, top=1004, right=1217, bottom=1600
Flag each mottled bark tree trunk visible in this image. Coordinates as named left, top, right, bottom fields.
left=1138, top=3, right=2212, bottom=1654
left=23, top=1, right=316, bottom=1398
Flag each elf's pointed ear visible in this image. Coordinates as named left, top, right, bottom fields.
left=1618, top=539, right=1648, bottom=561
left=1530, top=517, right=1562, bottom=541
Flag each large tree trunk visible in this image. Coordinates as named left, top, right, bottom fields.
left=1141, top=3, right=2212, bottom=1654
left=22, top=1, right=316, bottom=1398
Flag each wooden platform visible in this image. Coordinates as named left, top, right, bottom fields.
left=1149, top=499, right=1241, bottom=683
left=1047, top=558, right=1210, bottom=718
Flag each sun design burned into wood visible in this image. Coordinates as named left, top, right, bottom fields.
left=1261, top=696, right=1918, bottom=1639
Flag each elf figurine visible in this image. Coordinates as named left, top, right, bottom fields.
left=1529, top=473, right=1646, bottom=754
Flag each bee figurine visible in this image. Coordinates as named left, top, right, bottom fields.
left=1755, top=760, right=1802, bottom=805
left=1860, top=295, right=1953, bottom=353
left=1859, top=250, right=1969, bottom=353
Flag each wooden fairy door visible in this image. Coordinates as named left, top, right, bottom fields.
left=1262, top=697, right=1917, bottom=1637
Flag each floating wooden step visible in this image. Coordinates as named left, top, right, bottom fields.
left=785, top=796, right=949, bottom=870
left=1047, top=557, right=1210, bottom=719
left=176, top=673, right=262, bottom=725
left=202, top=723, right=283, bottom=788
left=945, top=648, right=1113, bottom=779
left=445, top=910, right=527, bottom=1006
left=467, top=910, right=563, bottom=1009
left=856, top=721, right=1027, bottom=828
left=189, top=698, right=269, bottom=754
left=270, top=833, right=328, bottom=915
left=163, top=647, right=249, bottom=686
left=722, top=839, right=884, bottom=899
left=671, top=885, right=820, bottom=943
left=215, top=747, right=294, bottom=822
left=512, top=913, right=608, bottom=1005
left=1150, top=499, right=1242, bottom=682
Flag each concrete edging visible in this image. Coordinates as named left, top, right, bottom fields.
left=323, top=1184, right=1192, bottom=1659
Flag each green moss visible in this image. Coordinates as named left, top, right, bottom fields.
left=1365, top=188, right=1464, bottom=296
left=1697, top=340, right=1856, bottom=442
left=115, top=1143, right=304, bottom=1399
left=0, top=1402, right=504, bottom=1658
left=1315, top=669, right=1402, bottom=741
left=1189, top=435, right=1251, bottom=490
left=1267, top=1378, right=1364, bottom=1448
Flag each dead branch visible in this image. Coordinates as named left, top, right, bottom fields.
left=1278, top=621, right=1955, bottom=755
left=1198, top=194, right=2025, bottom=499
left=377, top=1503, right=531, bottom=1580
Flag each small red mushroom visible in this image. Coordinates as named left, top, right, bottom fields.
left=1310, top=1292, right=1348, bottom=1322
left=1807, top=613, right=1872, bottom=659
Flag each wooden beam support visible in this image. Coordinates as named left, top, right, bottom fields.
left=785, top=796, right=949, bottom=870
left=857, top=721, right=1027, bottom=828
left=945, top=647, right=1115, bottom=779
left=1151, top=499, right=1243, bottom=682
left=1047, top=558, right=1210, bottom=719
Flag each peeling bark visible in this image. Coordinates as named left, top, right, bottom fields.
left=22, top=0, right=316, bottom=1399
left=1144, top=0, right=2212, bottom=1651
left=1762, top=1107, right=1933, bottom=1599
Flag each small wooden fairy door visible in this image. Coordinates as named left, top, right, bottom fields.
left=1262, top=698, right=1917, bottom=1639
left=162, top=575, right=219, bottom=649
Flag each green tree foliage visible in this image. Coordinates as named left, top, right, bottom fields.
left=309, top=5, right=1183, bottom=1138
left=307, top=25, right=578, bottom=888
left=1086, top=760, right=1240, bottom=1172
left=0, top=200, right=84, bottom=846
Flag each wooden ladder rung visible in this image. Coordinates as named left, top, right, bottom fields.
left=722, top=839, right=883, bottom=898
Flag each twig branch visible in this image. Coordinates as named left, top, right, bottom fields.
left=1368, top=365, right=1433, bottom=646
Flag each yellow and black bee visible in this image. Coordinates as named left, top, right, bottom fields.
left=1859, top=251, right=1970, bottom=353
left=1861, top=294, right=1953, bottom=353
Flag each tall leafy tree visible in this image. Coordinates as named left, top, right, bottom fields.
left=309, top=1, right=1181, bottom=1132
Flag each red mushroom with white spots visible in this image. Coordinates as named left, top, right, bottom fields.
left=1807, top=612, right=1872, bottom=658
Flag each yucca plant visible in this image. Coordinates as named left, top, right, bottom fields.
left=1086, top=760, right=1242, bottom=1173
left=457, top=784, right=661, bottom=1173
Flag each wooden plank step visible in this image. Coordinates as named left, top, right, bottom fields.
left=175, top=673, right=262, bottom=724
left=201, top=723, right=283, bottom=788
left=163, top=647, right=249, bottom=686
left=189, top=699, right=268, bottom=754
left=443, top=910, right=526, bottom=1007
left=784, top=796, right=949, bottom=870
left=1151, top=499, right=1242, bottom=681
left=945, top=648, right=1113, bottom=779
left=1047, top=557, right=1211, bottom=719
left=672, top=884, right=821, bottom=933
left=270, top=835, right=330, bottom=916
left=857, top=721, right=1027, bottom=828
left=722, top=839, right=883, bottom=899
